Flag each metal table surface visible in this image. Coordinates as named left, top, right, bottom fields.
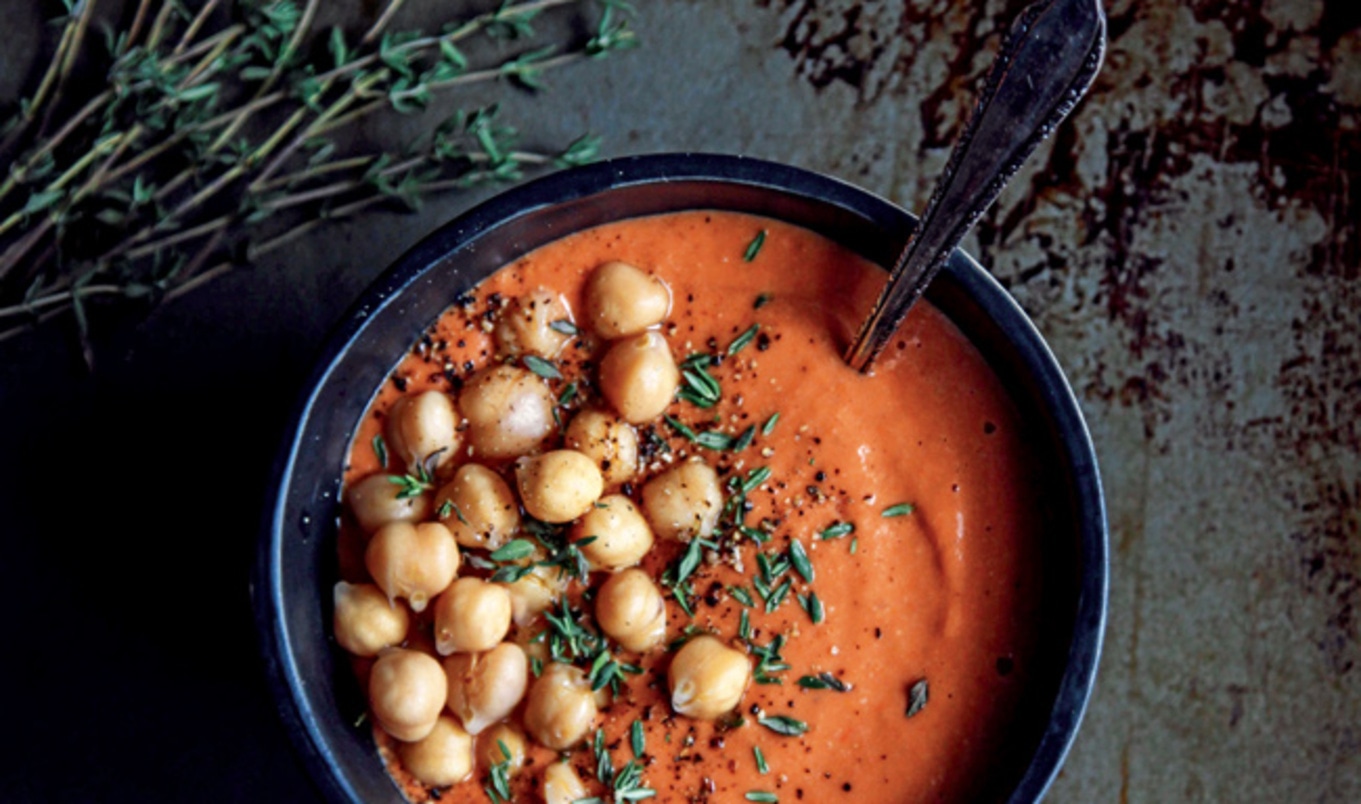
left=0, top=0, right=1356, bottom=801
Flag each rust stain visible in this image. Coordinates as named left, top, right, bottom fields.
left=765, top=0, right=1361, bottom=678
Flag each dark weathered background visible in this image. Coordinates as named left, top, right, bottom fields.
left=1, top=0, right=1357, bottom=800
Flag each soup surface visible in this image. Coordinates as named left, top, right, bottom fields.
left=338, top=210, right=1050, bottom=802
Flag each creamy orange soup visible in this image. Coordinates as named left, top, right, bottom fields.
left=339, top=210, right=1049, bottom=802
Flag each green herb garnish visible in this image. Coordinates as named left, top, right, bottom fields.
left=764, top=578, right=793, bottom=613
left=522, top=354, right=562, bottom=380
left=610, top=759, right=655, bottom=801
left=745, top=793, right=778, bottom=803
left=883, top=502, right=916, bottom=517
left=695, top=430, right=735, bottom=451
left=797, top=671, right=848, bottom=691
left=754, top=745, right=769, bottom=774
left=727, top=324, right=760, bottom=355
left=742, top=466, right=771, bottom=493
left=488, top=538, right=535, bottom=562
left=548, top=318, right=579, bottom=336
left=371, top=434, right=388, bottom=467
left=743, top=229, right=768, bottom=261
left=761, top=412, right=779, bottom=435
left=819, top=521, right=854, bottom=540
left=631, top=719, right=645, bottom=758
left=758, top=715, right=807, bottom=736
left=798, top=591, right=824, bottom=624
left=788, top=539, right=813, bottom=583
left=732, top=425, right=756, bottom=452
left=906, top=678, right=929, bottom=718
left=664, top=414, right=699, bottom=442
left=386, top=464, right=433, bottom=499
left=594, top=728, right=613, bottom=785
left=679, top=364, right=722, bottom=408
left=558, top=380, right=578, bottom=407
left=484, top=739, right=514, bottom=803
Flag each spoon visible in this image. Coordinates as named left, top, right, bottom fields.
left=845, top=0, right=1107, bottom=372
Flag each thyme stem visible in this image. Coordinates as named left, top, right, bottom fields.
left=0, top=0, right=636, bottom=358
left=362, top=0, right=411, bottom=45
left=172, top=0, right=222, bottom=56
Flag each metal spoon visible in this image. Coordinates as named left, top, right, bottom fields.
left=844, top=0, right=1107, bottom=372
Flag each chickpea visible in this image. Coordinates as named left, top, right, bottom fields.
left=503, top=563, right=569, bottom=626
left=571, top=495, right=653, bottom=570
left=459, top=365, right=556, bottom=459
left=542, top=761, right=588, bottom=804
left=385, top=390, right=459, bottom=474
left=595, top=568, right=666, bottom=652
left=494, top=287, right=574, bottom=359
left=443, top=642, right=529, bottom=735
left=365, top=521, right=460, bottom=613
left=369, top=649, right=448, bottom=742
left=477, top=722, right=528, bottom=773
left=333, top=581, right=410, bottom=657
left=523, top=662, right=598, bottom=750
left=396, top=715, right=474, bottom=786
left=583, top=261, right=672, bottom=339
left=515, top=450, right=604, bottom=523
left=433, top=464, right=520, bottom=550
left=347, top=472, right=431, bottom=534
left=598, top=331, right=680, bottom=424
left=667, top=635, right=751, bottom=720
left=565, top=409, right=639, bottom=486
left=641, top=459, right=723, bottom=541
left=433, top=577, right=513, bottom=655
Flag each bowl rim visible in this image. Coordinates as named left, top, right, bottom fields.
left=253, top=152, right=1108, bottom=804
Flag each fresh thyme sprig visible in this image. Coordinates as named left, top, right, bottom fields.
left=0, top=0, right=638, bottom=364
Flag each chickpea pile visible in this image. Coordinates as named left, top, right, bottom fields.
left=334, top=261, right=752, bottom=798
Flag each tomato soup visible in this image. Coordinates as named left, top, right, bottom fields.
left=338, top=210, right=1050, bottom=802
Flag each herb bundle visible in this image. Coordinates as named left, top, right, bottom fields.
left=0, top=0, right=637, bottom=362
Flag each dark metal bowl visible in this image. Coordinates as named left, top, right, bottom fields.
left=253, top=153, right=1108, bottom=803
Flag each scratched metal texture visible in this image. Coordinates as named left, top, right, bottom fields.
left=0, top=1, right=1357, bottom=801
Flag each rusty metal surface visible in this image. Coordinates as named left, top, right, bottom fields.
left=1, top=0, right=1357, bottom=800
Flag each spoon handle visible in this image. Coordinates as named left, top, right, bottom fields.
left=845, top=0, right=1106, bottom=372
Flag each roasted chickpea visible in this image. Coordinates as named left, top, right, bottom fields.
left=365, top=521, right=460, bottom=612
left=583, top=261, right=671, bottom=339
left=494, top=287, right=574, bottom=358
left=598, top=331, right=680, bottom=424
left=668, top=635, right=751, bottom=720
left=347, top=472, right=431, bottom=534
left=433, top=464, right=520, bottom=550
left=443, top=642, right=529, bottom=735
left=571, top=495, right=654, bottom=570
left=503, top=563, right=569, bottom=626
left=333, top=581, right=410, bottom=657
left=515, top=450, right=604, bottom=523
left=641, top=459, right=723, bottom=541
left=459, top=365, right=556, bottom=459
left=385, top=390, right=459, bottom=474
left=523, top=662, right=598, bottom=750
left=370, top=649, right=448, bottom=741
left=433, top=577, right=513, bottom=655
left=396, top=715, right=474, bottom=786
left=543, top=761, right=588, bottom=804
left=477, top=722, right=528, bottom=773
left=595, top=568, right=666, bottom=652
left=565, top=409, right=639, bottom=486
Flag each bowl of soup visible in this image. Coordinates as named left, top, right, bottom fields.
left=253, top=153, right=1107, bottom=803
